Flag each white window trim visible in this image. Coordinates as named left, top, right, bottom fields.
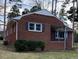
left=28, top=22, right=42, bottom=32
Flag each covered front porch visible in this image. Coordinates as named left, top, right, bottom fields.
left=50, top=25, right=73, bottom=50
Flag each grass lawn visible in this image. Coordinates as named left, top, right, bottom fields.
left=0, top=40, right=78, bottom=59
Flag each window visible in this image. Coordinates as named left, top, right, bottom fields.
left=28, top=22, right=42, bottom=32
left=36, top=24, right=41, bottom=31
left=55, top=31, right=67, bottom=40
left=58, top=32, right=64, bottom=38
left=29, top=23, right=34, bottom=30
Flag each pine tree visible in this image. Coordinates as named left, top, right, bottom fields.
left=16, top=0, right=22, bottom=2
left=8, top=5, right=20, bottom=19
left=22, top=8, right=29, bottom=15
left=67, top=4, right=78, bottom=21
left=30, top=6, right=41, bottom=12
left=59, top=3, right=66, bottom=18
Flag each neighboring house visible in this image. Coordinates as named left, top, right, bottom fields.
left=6, top=9, right=73, bottom=50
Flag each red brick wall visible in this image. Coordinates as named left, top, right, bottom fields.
left=66, top=32, right=72, bottom=49
left=6, top=21, right=16, bottom=44
left=6, top=33, right=16, bottom=44
left=6, top=14, right=72, bottom=50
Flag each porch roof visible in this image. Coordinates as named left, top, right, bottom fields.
left=51, top=25, right=72, bottom=31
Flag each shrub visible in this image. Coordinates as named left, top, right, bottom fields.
left=27, top=41, right=45, bottom=51
left=14, top=40, right=27, bottom=52
left=36, top=41, right=45, bottom=51
left=27, top=41, right=36, bottom=51
left=14, top=40, right=45, bottom=52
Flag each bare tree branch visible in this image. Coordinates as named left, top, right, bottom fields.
left=31, top=0, right=51, bottom=9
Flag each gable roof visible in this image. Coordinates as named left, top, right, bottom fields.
left=34, top=9, right=54, bottom=17
left=13, top=9, right=54, bottom=20
left=8, top=9, right=64, bottom=25
left=13, top=9, right=64, bottom=25
left=56, top=27, right=73, bottom=31
left=12, top=9, right=72, bottom=31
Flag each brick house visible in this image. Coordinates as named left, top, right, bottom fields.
left=6, top=9, right=73, bottom=50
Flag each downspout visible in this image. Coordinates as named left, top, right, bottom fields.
left=64, top=26, right=67, bottom=50
left=16, top=21, right=18, bottom=40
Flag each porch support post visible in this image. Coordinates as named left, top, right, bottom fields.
left=64, top=26, right=67, bottom=50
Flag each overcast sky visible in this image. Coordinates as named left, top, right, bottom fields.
left=0, top=0, right=73, bottom=15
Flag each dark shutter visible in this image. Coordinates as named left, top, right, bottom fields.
left=42, top=24, right=45, bottom=32
left=25, top=22, right=28, bottom=31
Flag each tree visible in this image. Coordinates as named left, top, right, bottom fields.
left=64, top=0, right=70, bottom=4
left=59, top=9, right=66, bottom=16
left=8, top=5, right=20, bottom=19
left=59, top=0, right=70, bottom=18
left=30, top=6, right=41, bottom=12
left=16, top=0, right=22, bottom=2
left=59, top=3, right=66, bottom=17
left=22, top=8, right=29, bottom=15
left=67, top=0, right=78, bottom=22
left=67, top=7, right=78, bottom=21
left=31, top=0, right=51, bottom=9
left=9, top=0, right=22, bottom=2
